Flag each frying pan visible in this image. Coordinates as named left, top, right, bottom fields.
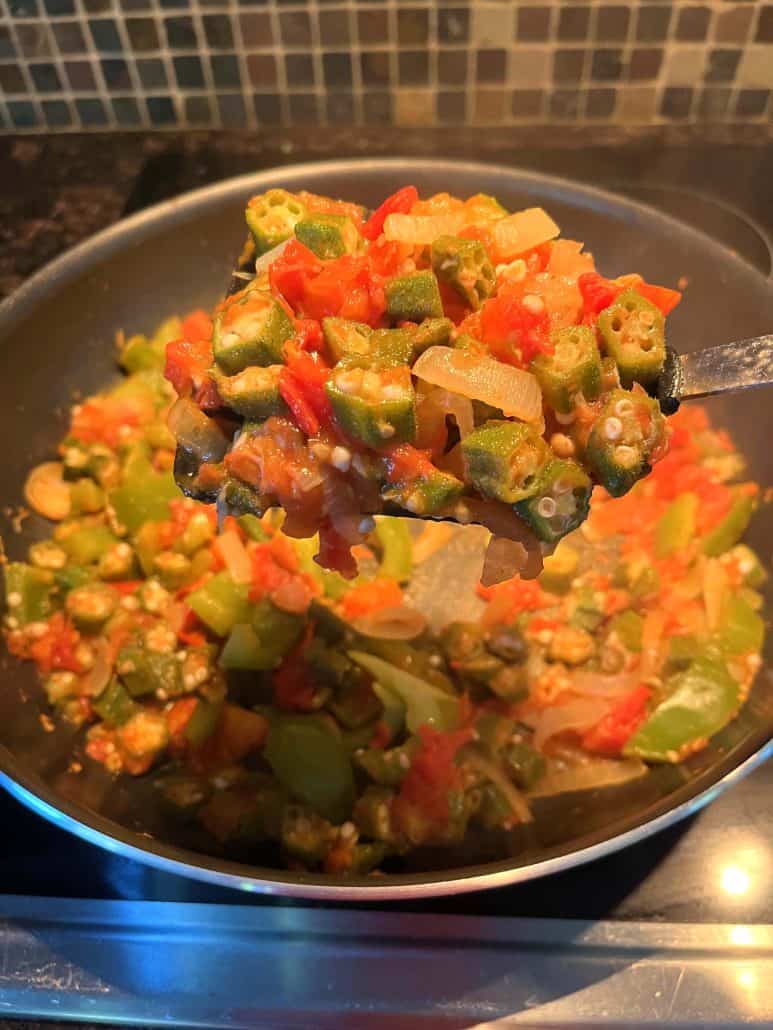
left=0, top=158, right=771, bottom=901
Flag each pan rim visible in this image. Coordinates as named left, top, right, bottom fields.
left=1, top=155, right=772, bottom=899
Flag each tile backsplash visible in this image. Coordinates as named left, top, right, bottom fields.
left=1, top=1, right=772, bottom=133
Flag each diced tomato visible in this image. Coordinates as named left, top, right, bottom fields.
left=362, top=185, right=419, bottom=241
left=110, top=580, right=143, bottom=596
left=635, top=281, right=682, bottom=316
left=317, top=519, right=358, bottom=579
left=279, top=369, right=321, bottom=436
left=294, top=318, right=324, bottom=352
left=249, top=544, right=295, bottom=603
left=582, top=685, right=651, bottom=756
left=269, top=239, right=323, bottom=309
left=383, top=443, right=437, bottom=484
left=178, top=607, right=208, bottom=648
left=181, top=309, right=213, bottom=344
left=393, top=724, right=474, bottom=831
left=272, top=625, right=317, bottom=711
left=167, top=697, right=198, bottom=742
left=367, top=237, right=410, bottom=278
left=28, top=612, right=83, bottom=676
left=340, top=578, right=403, bottom=620
left=70, top=397, right=146, bottom=448
left=165, top=336, right=214, bottom=398
left=478, top=287, right=551, bottom=366
left=279, top=344, right=334, bottom=437
left=477, top=577, right=554, bottom=622
left=297, top=190, right=365, bottom=225
left=577, top=272, right=623, bottom=319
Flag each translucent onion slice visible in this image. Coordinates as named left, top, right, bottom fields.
left=464, top=750, right=533, bottom=824
left=569, top=669, right=642, bottom=698
left=24, top=461, right=71, bottom=521
left=352, top=605, right=427, bottom=640
left=383, top=212, right=465, bottom=246
left=533, top=698, right=610, bottom=752
left=214, top=527, right=252, bottom=585
left=254, top=237, right=291, bottom=276
left=168, top=397, right=230, bottom=464
left=492, top=207, right=560, bottom=262
left=412, top=347, right=542, bottom=423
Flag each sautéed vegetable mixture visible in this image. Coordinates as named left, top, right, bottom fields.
left=2, top=303, right=766, bottom=875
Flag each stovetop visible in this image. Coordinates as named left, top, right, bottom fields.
left=1, top=131, right=773, bottom=930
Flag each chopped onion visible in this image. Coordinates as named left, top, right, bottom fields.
left=528, top=752, right=647, bottom=797
left=569, top=669, right=642, bottom=698
left=492, top=207, right=560, bottom=262
left=411, top=523, right=454, bottom=565
left=254, top=238, right=291, bottom=276
left=412, top=347, right=542, bottom=423
left=480, top=535, right=529, bottom=587
left=436, top=390, right=474, bottom=438
left=383, top=212, right=465, bottom=246
left=24, top=462, right=71, bottom=521
left=352, top=604, right=427, bottom=640
left=465, top=750, right=533, bottom=824
left=214, top=528, right=252, bottom=584
left=703, top=557, right=728, bottom=633
left=168, top=397, right=229, bottom=463
left=640, top=609, right=666, bottom=680
left=80, top=639, right=112, bottom=698
left=533, top=698, right=610, bottom=752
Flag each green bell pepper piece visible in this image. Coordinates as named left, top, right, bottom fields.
left=69, top=478, right=104, bottom=515
left=719, top=594, right=765, bottom=655
left=54, top=565, right=92, bottom=594
left=348, top=651, right=459, bottom=733
left=598, top=289, right=666, bottom=387
left=462, top=420, right=548, bottom=505
left=374, top=516, right=413, bottom=583
left=474, top=711, right=515, bottom=757
left=213, top=364, right=284, bottom=420
left=220, top=601, right=303, bottom=670
left=431, top=234, right=495, bottom=310
left=531, top=325, right=602, bottom=414
left=702, top=492, right=756, bottom=556
left=238, top=513, right=267, bottom=542
left=370, top=681, right=406, bottom=739
left=109, top=449, right=178, bottom=535
left=514, top=458, right=592, bottom=543
left=212, top=287, right=294, bottom=375
left=609, top=609, right=644, bottom=652
left=245, top=188, right=307, bottom=254
left=322, top=318, right=373, bottom=363
left=326, top=365, right=416, bottom=448
left=385, top=271, right=443, bottom=322
left=65, top=582, right=117, bottom=631
left=292, top=536, right=349, bottom=600
left=354, top=738, right=420, bottom=787
left=655, top=492, right=699, bottom=558
left=625, top=657, right=740, bottom=762
left=266, top=716, right=355, bottom=823
left=184, top=698, right=223, bottom=746
left=93, top=677, right=138, bottom=727
left=58, top=524, right=119, bottom=566
left=295, top=214, right=361, bottom=259
left=117, top=645, right=182, bottom=698
left=119, top=334, right=163, bottom=374
left=187, top=571, right=252, bottom=638
left=4, top=563, right=53, bottom=625
left=586, top=388, right=666, bottom=498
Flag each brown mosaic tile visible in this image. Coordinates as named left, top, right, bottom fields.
left=438, top=49, right=467, bottom=85
left=660, top=85, right=694, bottom=119
left=511, top=47, right=549, bottom=86
left=64, top=58, right=96, bottom=90
left=279, top=10, right=311, bottom=47
left=755, top=5, right=773, bottom=43
left=475, top=47, right=507, bottom=83
left=362, top=90, right=391, bottom=124
left=696, top=86, right=732, bottom=121
left=0, top=65, right=26, bottom=93
left=360, top=50, right=391, bottom=86
left=356, top=8, right=388, bottom=44
left=473, top=87, right=506, bottom=121
left=436, top=89, right=466, bottom=123
left=590, top=47, right=625, bottom=81
left=595, top=6, right=630, bottom=42
left=239, top=12, right=273, bottom=48
left=735, top=87, right=770, bottom=116
left=558, top=5, right=590, bottom=41
left=635, top=6, right=672, bottom=43
left=617, top=84, right=657, bottom=122
left=397, top=7, right=428, bottom=46
left=398, top=49, right=428, bottom=85
left=549, top=88, right=581, bottom=119
left=586, top=86, right=617, bottom=118
left=437, top=7, right=469, bottom=44
left=714, top=6, right=754, bottom=45
left=628, top=47, right=663, bottom=81
left=248, top=52, right=278, bottom=87
left=319, top=9, right=349, bottom=47
left=394, top=87, right=433, bottom=125
left=553, top=48, right=585, bottom=82
left=511, top=87, right=543, bottom=118
left=515, top=6, right=551, bottom=43
left=705, top=47, right=742, bottom=83
left=676, top=6, right=711, bottom=43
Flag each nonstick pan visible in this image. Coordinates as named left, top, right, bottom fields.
left=1, top=158, right=771, bottom=900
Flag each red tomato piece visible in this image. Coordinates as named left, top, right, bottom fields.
left=339, top=579, right=404, bottom=620
left=269, top=240, right=322, bottom=309
left=165, top=336, right=214, bottom=398
left=479, top=288, right=551, bottom=366
left=581, top=685, right=652, bottom=756
left=29, top=612, right=83, bottom=676
left=394, top=724, right=474, bottom=830
left=362, top=185, right=419, bottom=241
left=181, top=309, right=213, bottom=344
left=635, top=281, right=682, bottom=316
left=577, top=272, right=623, bottom=319
left=317, top=520, right=358, bottom=579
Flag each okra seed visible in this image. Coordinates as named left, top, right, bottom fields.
left=614, top=399, right=634, bottom=418
left=6, top=592, right=20, bottom=607
left=614, top=445, right=638, bottom=469
left=603, top=417, right=623, bottom=441
left=5, top=616, right=18, bottom=630
left=549, top=432, right=575, bottom=458
left=522, top=294, right=545, bottom=315
left=536, top=496, right=557, bottom=518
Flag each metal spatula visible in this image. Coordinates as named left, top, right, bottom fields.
left=657, top=334, right=773, bottom=413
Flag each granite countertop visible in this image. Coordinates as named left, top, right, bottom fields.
left=1, top=125, right=772, bottom=300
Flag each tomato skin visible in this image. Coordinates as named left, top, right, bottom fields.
left=636, top=281, right=682, bottom=316
left=478, top=289, right=551, bottom=366
left=362, top=185, right=419, bottom=241
left=181, top=309, right=213, bottom=344
left=393, top=724, right=474, bottom=831
left=383, top=443, right=436, bottom=484
left=165, top=337, right=214, bottom=397
left=269, top=240, right=322, bottom=309
left=578, top=272, right=622, bottom=319
left=582, top=685, right=651, bottom=756
left=279, top=345, right=334, bottom=436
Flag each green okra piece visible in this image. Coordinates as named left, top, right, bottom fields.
left=65, top=582, right=117, bottom=632
left=184, top=698, right=223, bottom=746
left=69, top=478, right=104, bottom=515
left=245, top=188, right=307, bottom=254
left=213, top=286, right=294, bottom=375
left=4, top=563, right=54, bottom=625
left=598, top=289, right=666, bottom=387
left=504, top=740, right=546, bottom=790
left=585, top=388, right=667, bottom=498
left=117, top=645, right=183, bottom=698
left=354, top=738, right=420, bottom=787
left=152, top=550, right=192, bottom=591
left=326, top=364, right=416, bottom=448
left=322, top=317, right=373, bottom=364
left=431, top=234, right=495, bottom=310
left=219, top=600, right=303, bottom=671
left=93, top=677, right=138, bottom=727
left=531, top=325, right=601, bottom=414
left=381, top=464, right=463, bottom=516
left=368, top=328, right=416, bottom=367
left=213, top=364, right=285, bottom=420
left=625, top=658, right=740, bottom=763
left=608, top=609, right=644, bottom=652
left=513, top=458, right=592, bottom=543
left=385, top=271, right=444, bottom=322
left=461, top=420, right=549, bottom=505
left=353, top=785, right=398, bottom=843
left=294, top=214, right=361, bottom=260
left=281, top=805, right=333, bottom=865
left=411, top=317, right=454, bottom=354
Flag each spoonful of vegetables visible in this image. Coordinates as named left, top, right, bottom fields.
left=163, top=184, right=772, bottom=585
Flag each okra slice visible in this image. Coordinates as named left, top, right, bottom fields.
left=214, top=364, right=285, bottom=420
left=513, top=458, right=592, bottom=543
left=598, top=289, right=666, bottom=387
left=411, top=317, right=454, bottom=354
left=586, top=388, right=666, bottom=498
left=322, top=317, right=373, bottom=363
left=531, top=325, right=602, bottom=414
left=431, top=234, right=495, bottom=310
left=65, top=582, right=117, bottom=631
left=245, top=188, right=307, bottom=255
left=385, top=271, right=444, bottom=322
left=369, top=329, right=415, bottom=367
left=117, top=645, right=182, bottom=698
left=326, top=365, right=416, bottom=448
left=382, top=465, right=464, bottom=516
left=213, top=286, right=294, bottom=375
left=294, top=214, right=361, bottom=260
left=93, top=678, right=137, bottom=727
left=461, top=420, right=549, bottom=505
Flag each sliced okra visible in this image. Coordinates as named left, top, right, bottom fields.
left=213, top=286, right=294, bottom=375
left=385, top=271, right=444, bottom=322
left=586, top=388, right=666, bottom=498
left=214, top=364, right=285, bottom=420
left=598, top=289, right=666, bottom=387
left=531, top=325, right=602, bottom=414
left=245, top=189, right=307, bottom=254
left=461, top=420, right=549, bottom=505
left=326, top=365, right=416, bottom=448
left=431, top=234, right=495, bottom=310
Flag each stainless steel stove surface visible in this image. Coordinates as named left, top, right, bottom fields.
left=1, top=137, right=773, bottom=1027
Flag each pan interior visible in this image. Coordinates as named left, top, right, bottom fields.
left=1, top=159, right=772, bottom=896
